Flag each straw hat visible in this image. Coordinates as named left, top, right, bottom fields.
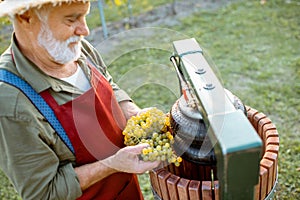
left=0, top=0, right=89, bottom=18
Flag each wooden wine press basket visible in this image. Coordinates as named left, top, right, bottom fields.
left=149, top=39, right=279, bottom=200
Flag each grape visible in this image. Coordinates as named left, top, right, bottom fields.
left=122, top=107, right=182, bottom=166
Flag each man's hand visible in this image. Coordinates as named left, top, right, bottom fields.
left=100, top=143, right=161, bottom=174
left=119, top=100, right=141, bottom=120
left=119, top=100, right=155, bottom=119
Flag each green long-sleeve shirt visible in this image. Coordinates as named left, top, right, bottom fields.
left=0, top=35, right=131, bottom=200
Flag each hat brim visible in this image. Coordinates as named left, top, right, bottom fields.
left=0, top=0, right=89, bottom=18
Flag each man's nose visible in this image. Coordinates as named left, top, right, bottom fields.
left=75, top=19, right=90, bottom=37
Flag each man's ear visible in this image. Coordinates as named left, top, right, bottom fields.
left=15, top=10, right=38, bottom=27
left=15, top=11, right=31, bottom=24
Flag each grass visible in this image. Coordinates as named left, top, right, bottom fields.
left=0, top=0, right=299, bottom=199
left=87, top=0, right=173, bottom=30
left=0, top=17, right=11, bottom=54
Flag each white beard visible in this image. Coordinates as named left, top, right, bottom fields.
left=38, top=24, right=82, bottom=64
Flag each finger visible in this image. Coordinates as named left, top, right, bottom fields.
left=123, top=143, right=149, bottom=154
left=137, top=160, right=161, bottom=173
left=137, top=107, right=154, bottom=116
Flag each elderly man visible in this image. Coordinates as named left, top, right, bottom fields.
left=0, top=0, right=159, bottom=199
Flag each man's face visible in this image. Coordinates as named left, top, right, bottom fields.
left=36, top=2, right=90, bottom=64
left=38, top=21, right=82, bottom=64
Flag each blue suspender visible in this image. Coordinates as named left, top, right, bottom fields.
left=0, top=69, right=75, bottom=153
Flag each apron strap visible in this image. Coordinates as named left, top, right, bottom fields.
left=0, top=69, right=75, bottom=153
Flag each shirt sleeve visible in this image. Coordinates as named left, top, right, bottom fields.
left=80, top=39, right=132, bottom=102
left=0, top=88, right=82, bottom=200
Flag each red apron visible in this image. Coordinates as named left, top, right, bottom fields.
left=40, top=62, right=144, bottom=200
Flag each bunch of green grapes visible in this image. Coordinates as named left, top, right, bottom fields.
left=122, top=107, right=182, bottom=167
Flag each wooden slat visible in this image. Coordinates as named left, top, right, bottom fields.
left=201, top=181, right=212, bottom=200
left=205, top=166, right=213, bottom=181
left=245, top=105, right=251, bottom=112
left=176, top=162, right=184, bottom=177
left=171, top=163, right=180, bottom=176
left=189, top=180, right=201, bottom=200
left=191, top=162, right=200, bottom=180
left=198, top=165, right=206, bottom=181
left=259, top=166, right=268, bottom=199
left=213, top=181, right=220, bottom=200
left=149, top=168, right=164, bottom=198
left=266, top=136, right=280, bottom=146
left=247, top=107, right=258, bottom=125
left=158, top=170, right=171, bottom=200
left=263, top=130, right=278, bottom=155
left=264, top=129, right=279, bottom=139
left=183, top=159, right=193, bottom=179
left=254, top=180, right=260, bottom=200
left=262, top=123, right=277, bottom=140
left=257, top=117, right=271, bottom=138
left=177, top=178, right=190, bottom=200
left=265, top=144, right=279, bottom=154
left=260, top=159, right=274, bottom=195
left=253, top=112, right=267, bottom=131
left=167, top=163, right=175, bottom=174
left=167, top=174, right=180, bottom=200
left=264, top=152, right=278, bottom=188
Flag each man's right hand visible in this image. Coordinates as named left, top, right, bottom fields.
left=100, top=143, right=161, bottom=174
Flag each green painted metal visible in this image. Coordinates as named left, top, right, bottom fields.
left=208, top=111, right=262, bottom=200
left=172, top=38, right=263, bottom=199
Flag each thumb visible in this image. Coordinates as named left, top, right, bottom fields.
left=135, top=160, right=161, bottom=173
left=123, top=143, right=149, bottom=154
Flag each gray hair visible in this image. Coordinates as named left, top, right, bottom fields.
left=34, top=6, right=51, bottom=23
left=9, top=4, right=52, bottom=24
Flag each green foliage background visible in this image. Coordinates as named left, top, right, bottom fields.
left=0, top=0, right=299, bottom=199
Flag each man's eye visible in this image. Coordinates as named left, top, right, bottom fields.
left=67, top=18, right=76, bottom=23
